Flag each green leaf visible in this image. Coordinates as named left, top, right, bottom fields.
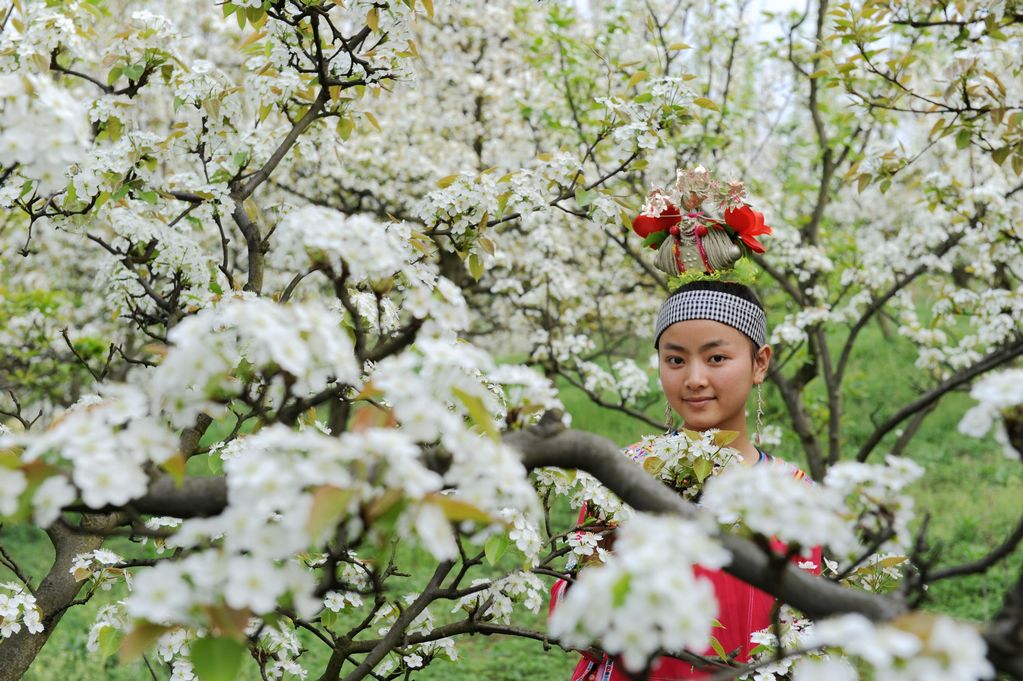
left=191, top=637, right=245, bottom=681
left=451, top=386, right=497, bottom=439
left=693, top=458, right=713, bottom=483
left=120, top=622, right=170, bottom=662
left=642, top=456, right=665, bottom=477
left=991, top=146, right=1010, bottom=166
left=467, top=253, right=484, bottom=281
left=709, top=635, right=729, bottom=661
left=611, top=573, right=632, bottom=607
left=641, top=231, right=668, bottom=249
left=436, top=174, right=460, bottom=189
left=337, top=116, right=354, bottom=141
left=711, top=430, right=739, bottom=447
left=97, top=626, right=121, bottom=659
left=363, top=111, right=382, bottom=131
left=1013, top=153, right=1023, bottom=177
left=111, top=184, right=131, bottom=201
left=955, top=128, right=971, bottom=150
left=161, top=453, right=186, bottom=487
left=485, top=533, right=510, bottom=566
left=307, top=485, right=354, bottom=541
left=856, top=172, right=871, bottom=193
left=692, top=97, right=719, bottom=111
left=123, top=63, right=145, bottom=81
left=625, top=70, right=648, bottom=90
left=425, top=493, right=492, bottom=523
left=62, top=181, right=78, bottom=209
left=138, top=190, right=158, bottom=205
left=574, top=188, right=595, bottom=207
left=666, top=42, right=691, bottom=51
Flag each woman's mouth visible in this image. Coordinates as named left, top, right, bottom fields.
left=684, top=396, right=715, bottom=406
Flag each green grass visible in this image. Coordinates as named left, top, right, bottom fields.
left=3, top=322, right=1022, bottom=679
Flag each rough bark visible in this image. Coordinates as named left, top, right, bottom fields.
left=0, top=514, right=121, bottom=681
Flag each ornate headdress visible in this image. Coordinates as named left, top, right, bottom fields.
left=634, top=166, right=772, bottom=347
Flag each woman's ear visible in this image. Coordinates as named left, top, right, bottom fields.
left=753, top=344, right=772, bottom=384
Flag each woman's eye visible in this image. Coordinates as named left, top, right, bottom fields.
left=666, top=356, right=684, bottom=366
left=709, top=354, right=727, bottom=363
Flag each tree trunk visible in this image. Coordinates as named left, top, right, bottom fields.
left=0, top=515, right=119, bottom=681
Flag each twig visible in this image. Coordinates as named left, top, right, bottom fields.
left=929, top=513, right=1023, bottom=582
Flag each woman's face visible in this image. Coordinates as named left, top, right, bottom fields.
left=657, top=319, right=771, bottom=434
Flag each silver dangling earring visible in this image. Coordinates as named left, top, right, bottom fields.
left=664, top=402, right=675, bottom=433
left=754, top=383, right=765, bottom=447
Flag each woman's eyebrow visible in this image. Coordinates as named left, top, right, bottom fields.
left=661, top=339, right=729, bottom=352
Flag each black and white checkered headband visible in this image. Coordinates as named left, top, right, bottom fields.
left=655, top=290, right=767, bottom=348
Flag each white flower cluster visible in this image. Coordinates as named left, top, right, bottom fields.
left=124, top=551, right=317, bottom=626
left=486, top=364, right=564, bottom=429
left=598, top=77, right=695, bottom=160
left=824, top=455, right=923, bottom=561
left=149, top=297, right=360, bottom=428
left=701, top=464, right=855, bottom=553
left=498, top=507, right=544, bottom=564
left=0, top=467, right=27, bottom=517
left=824, top=552, right=907, bottom=593
left=373, top=595, right=457, bottom=674
left=70, top=549, right=128, bottom=591
left=270, top=207, right=415, bottom=284
left=0, top=582, right=43, bottom=638
left=86, top=602, right=130, bottom=654
left=958, top=368, right=1023, bottom=459
left=10, top=385, right=177, bottom=509
left=322, top=553, right=371, bottom=613
left=415, top=152, right=581, bottom=248
left=636, top=430, right=742, bottom=500
left=372, top=340, right=540, bottom=519
left=611, top=359, right=653, bottom=403
left=250, top=619, right=308, bottom=680
left=564, top=470, right=633, bottom=523
left=0, top=73, right=90, bottom=196
left=805, top=613, right=994, bottom=681
left=742, top=606, right=816, bottom=681
left=452, top=571, right=546, bottom=625
left=549, top=514, right=729, bottom=672
left=769, top=306, right=834, bottom=346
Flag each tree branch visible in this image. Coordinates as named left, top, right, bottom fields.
left=503, top=417, right=902, bottom=622
left=929, top=513, right=1023, bottom=582
left=855, top=338, right=1023, bottom=462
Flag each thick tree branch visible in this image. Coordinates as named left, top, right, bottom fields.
left=504, top=419, right=902, bottom=622
left=130, top=476, right=228, bottom=518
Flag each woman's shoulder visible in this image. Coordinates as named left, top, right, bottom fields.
left=758, top=451, right=813, bottom=484
left=621, top=438, right=657, bottom=462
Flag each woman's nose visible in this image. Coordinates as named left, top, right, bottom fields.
left=684, top=363, right=708, bottom=389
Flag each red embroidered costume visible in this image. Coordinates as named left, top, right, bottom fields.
left=549, top=446, right=821, bottom=681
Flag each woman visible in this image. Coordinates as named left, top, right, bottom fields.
left=550, top=169, right=820, bottom=680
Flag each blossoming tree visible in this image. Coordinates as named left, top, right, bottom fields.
left=0, top=1, right=1021, bottom=680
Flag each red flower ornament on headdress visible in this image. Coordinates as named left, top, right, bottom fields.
left=630, top=166, right=772, bottom=284
left=632, top=203, right=681, bottom=241
left=722, top=205, right=772, bottom=254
